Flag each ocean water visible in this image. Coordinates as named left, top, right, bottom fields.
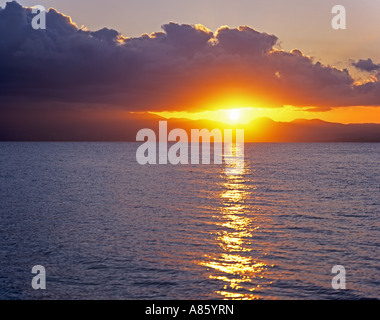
left=0, top=142, right=379, bottom=300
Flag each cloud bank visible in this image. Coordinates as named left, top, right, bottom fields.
left=1, top=1, right=380, bottom=113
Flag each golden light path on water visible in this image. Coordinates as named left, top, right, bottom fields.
left=198, top=143, right=272, bottom=299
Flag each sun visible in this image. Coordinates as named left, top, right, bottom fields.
left=229, top=109, right=240, bottom=121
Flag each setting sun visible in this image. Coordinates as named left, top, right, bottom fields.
left=229, top=109, right=240, bottom=121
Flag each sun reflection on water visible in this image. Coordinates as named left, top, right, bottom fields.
left=199, top=143, right=271, bottom=300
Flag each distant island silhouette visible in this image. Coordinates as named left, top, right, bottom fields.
left=1, top=112, right=380, bottom=142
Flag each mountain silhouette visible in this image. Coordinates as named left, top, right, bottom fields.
left=1, top=112, right=380, bottom=142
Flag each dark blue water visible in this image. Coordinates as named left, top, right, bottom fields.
left=0, top=143, right=379, bottom=299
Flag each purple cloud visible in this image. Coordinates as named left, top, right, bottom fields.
left=352, top=58, right=380, bottom=72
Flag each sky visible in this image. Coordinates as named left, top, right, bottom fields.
left=1, top=0, right=380, bottom=125
left=7, top=0, right=380, bottom=67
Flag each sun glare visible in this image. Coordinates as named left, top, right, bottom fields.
left=229, top=109, right=240, bottom=121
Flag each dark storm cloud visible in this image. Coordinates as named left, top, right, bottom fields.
left=352, top=58, right=380, bottom=72
left=1, top=1, right=380, bottom=112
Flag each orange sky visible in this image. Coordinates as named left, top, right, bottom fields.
left=154, top=105, right=380, bottom=125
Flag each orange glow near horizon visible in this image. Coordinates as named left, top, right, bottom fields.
left=153, top=105, right=380, bottom=125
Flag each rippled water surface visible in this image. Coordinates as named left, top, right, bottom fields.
left=0, top=143, right=379, bottom=299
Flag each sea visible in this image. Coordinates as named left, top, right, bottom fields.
left=0, top=142, right=379, bottom=299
